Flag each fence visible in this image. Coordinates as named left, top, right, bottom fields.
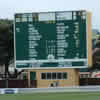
left=1, top=86, right=100, bottom=94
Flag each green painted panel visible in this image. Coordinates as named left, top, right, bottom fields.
left=14, top=11, right=88, bottom=68
left=30, top=72, right=36, bottom=80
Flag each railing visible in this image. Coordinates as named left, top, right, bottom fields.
left=1, top=86, right=100, bottom=94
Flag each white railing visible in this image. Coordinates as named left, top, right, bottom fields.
left=1, top=86, right=100, bottom=94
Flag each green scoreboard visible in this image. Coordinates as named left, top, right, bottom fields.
left=14, top=10, right=88, bottom=69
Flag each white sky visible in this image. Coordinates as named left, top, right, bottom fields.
left=0, top=0, right=100, bottom=30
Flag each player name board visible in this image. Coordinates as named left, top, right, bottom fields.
left=14, top=10, right=88, bottom=69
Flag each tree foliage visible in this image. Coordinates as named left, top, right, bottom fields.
left=0, top=19, right=13, bottom=65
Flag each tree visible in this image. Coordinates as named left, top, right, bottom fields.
left=92, top=36, right=100, bottom=70
left=0, top=20, right=13, bottom=65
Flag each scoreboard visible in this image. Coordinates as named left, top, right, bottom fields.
left=14, top=11, right=88, bottom=69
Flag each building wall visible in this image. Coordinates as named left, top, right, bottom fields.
left=28, top=69, right=79, bottom=88
left=87, top=12, right=92, bottom=68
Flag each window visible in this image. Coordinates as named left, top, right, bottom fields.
left=52, top=73, right=56, bottom=79
left=41, top=72, right=68, bottom=80
left=47, top=73, right=51, bottom=79
left=57, top=73, right=62, bottom=79
left=41, top=73, right=46, bottom=79
left=63, top=72, right=67, bottom=79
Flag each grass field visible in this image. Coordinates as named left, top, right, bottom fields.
left=0, top=92, right=100, bottom=100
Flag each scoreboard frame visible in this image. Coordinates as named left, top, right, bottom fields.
left=14, top=10, right=92, bottom=69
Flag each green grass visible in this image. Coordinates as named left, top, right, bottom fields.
left=0, top=92, right=100, bottom=100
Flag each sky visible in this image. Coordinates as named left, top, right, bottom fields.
left=0, top=0, right=100, bottom=30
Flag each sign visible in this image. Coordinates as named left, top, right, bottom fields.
left=0, top=89, right=18, bottom=94
left=14, top=11, right=88, bottom=69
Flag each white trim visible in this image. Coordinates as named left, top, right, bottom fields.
left=16, top=59, right=87, bottom=63
left=14, top=15, right=16, bottom=69
left=15, top=66, right=88, bottom=70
